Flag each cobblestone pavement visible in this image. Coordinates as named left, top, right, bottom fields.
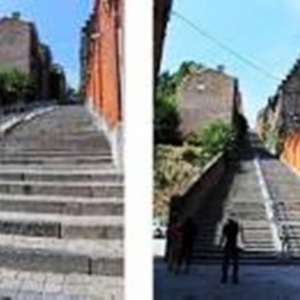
left=155, top=260, right=300, bottom=300
left=0, top=268, right=123, bottom=299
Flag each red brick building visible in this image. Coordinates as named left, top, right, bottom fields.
left=81, top=0, right=123, bottom=169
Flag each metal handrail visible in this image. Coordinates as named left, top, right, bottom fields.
left=272, top=200, right=300, bottom=257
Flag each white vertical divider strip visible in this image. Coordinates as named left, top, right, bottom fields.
left=125, top=0, right=153, bottom=299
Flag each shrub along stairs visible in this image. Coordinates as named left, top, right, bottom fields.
left=0, top=105, right=123, bottom=277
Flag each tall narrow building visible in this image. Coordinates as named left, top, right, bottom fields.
left=0, top=12, right=65, bottom=103
left=177, top=66, right=243, bottom=137
left=81, top=0, right=124, bottom=169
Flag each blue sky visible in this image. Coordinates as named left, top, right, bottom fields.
left=161, top=0, right=300, bottom=127
left=0, top=0, right=94, bottom=88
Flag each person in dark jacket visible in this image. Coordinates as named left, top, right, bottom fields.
left=166, top=220, right=183, bottom=273
left=177, top=217, right=197, bottom=273
left=220, top=218, right=243, bottom=283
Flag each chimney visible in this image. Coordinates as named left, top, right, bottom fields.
left=217, top=65, right=225, bottom=73
left=12, top=12, right=21, bottom=20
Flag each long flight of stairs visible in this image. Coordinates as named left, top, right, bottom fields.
left=0, top=105, right=123, bottom=276
left=191, top=138, right=278, bottom=264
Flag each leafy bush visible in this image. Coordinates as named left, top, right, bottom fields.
left=181, top=146, right=202, bottom=165
left=154, top=145, right=202, bottom=218
left=199, top=120, right=235, bottom=157
left=185, top=120, right=236, bottom=160
left=0, top=67, right=35, bottom=105
left=154, top=62, right=206, bottom=145
left=185, top=131, right=202, bottom=147
left=154, top=91, right=181, bottom=144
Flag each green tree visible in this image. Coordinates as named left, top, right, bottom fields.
left=154, top=72, right=181, bottom=144
left=0, top=68, right=35, bottom=106
left=200, top=120, right=235, bottom=157
left=154, top=61, right=206, bottom=145
left=154, top=89, right=181, bottom=144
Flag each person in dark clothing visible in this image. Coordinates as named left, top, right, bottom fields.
left=220, top=218, right=243, bottom=284
left=166, top=221, right=183, bottom=273
left=177, top=217, right=197, bottom=273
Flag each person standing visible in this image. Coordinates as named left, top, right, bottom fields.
left=177, top=217, right=197, bottom=273
left=219, top=218, right=243, bottom=284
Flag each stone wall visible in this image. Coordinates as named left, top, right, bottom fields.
left=168, top=153, right=225, bottom=227
left=177, top=68, right=242, bottom=137
left=0, top=17, right=31, bottom=73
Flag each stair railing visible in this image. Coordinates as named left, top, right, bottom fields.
left=276, top=201, right=300, bottom=257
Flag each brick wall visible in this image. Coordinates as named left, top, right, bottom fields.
left=178, top=68, right=241, bottom=136
left=82, top=0, right=123, bottom=169
left=84, top=0, right=123, bottom=128
left=167, top=154, right=225, bottom=253
left=0, top=18, right=31, bottom=73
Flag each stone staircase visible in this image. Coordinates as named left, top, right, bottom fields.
left=191, top=139, right=278, bottom=264
left=0, top=105, right=124, bottom=278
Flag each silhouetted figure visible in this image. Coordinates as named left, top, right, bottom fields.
left=177, top=217, right=197, bottom=273
left=166, top=221, right=183, bottom=273
left=220, top=218, right=242, bottom=284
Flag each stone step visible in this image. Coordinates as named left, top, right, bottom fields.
left=1, top=148, right=112, bottom=155
left=0, top=171, right=123, bottom=183
left=0, top=234, right=123, bottom=276
left=6, top=131, right=106, bottom=139
left=0, top=212, right=123, bottom=239
left=0, top=268, right=123, bottom=299
left=0, top=164, right=116, bottom=172
left=1, top=147, right=112, bottom=155
left=193, top=245, right=275, bottom=252
left=0, top=150, right=112, bottom=157
left=198, top=224, right=272, bottom=231
left=0, top=156, right=113, bottom=165
left=192, top=250, right=278, bottom=260
left=3, top=139, right=110, bottom=146
left=0, top=180, right=123, bottom=197
left=0, top=168, right=121, bottom=175
left=4, top=129, right=107, bottom=135
left=3, top=142, right=111, bottom=150
left=195, top=235, right=273, bottom=243
left=191, top=257, right=300, bottom=265
left=0, top=194, right=123, bottom=215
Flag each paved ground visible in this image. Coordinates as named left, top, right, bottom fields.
left=155, top=260, right=300, bottom=300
